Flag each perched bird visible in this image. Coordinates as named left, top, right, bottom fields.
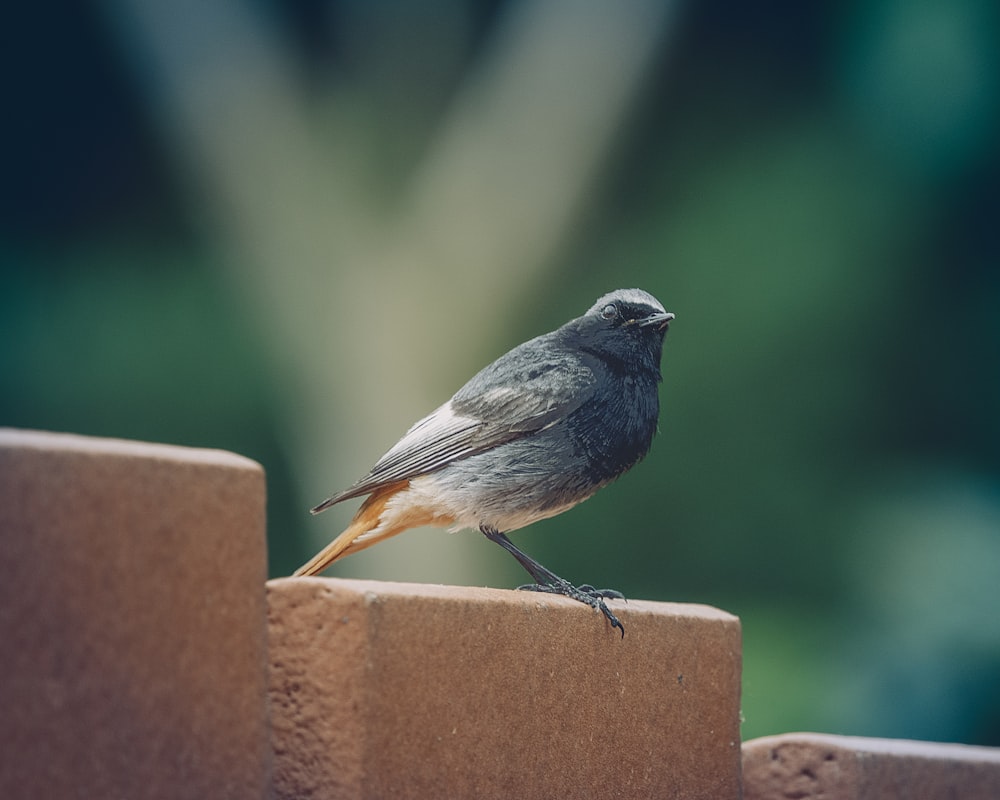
left=295, top=288, right=674, bottom=635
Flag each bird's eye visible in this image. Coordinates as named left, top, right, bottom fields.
left=600, top=303, right=618, bottom=320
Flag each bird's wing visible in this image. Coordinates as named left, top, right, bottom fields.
left=313, top=338, right=595, bottom=510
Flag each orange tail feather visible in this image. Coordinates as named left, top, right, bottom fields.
left=293, top=482, right=444, bottom=577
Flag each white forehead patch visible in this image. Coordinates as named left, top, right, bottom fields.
left=587, top=288, right=665, bottom=316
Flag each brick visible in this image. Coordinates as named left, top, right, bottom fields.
left=0, top=429, right=271, bottom=800
left=743, top=732, right=1000, bottom=800
left=268, top=576, right=742, bottom=800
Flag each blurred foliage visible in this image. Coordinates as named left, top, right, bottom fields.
left=0, top=244, right=310, bottom=572
left=2, top=0, right=998, bottom=746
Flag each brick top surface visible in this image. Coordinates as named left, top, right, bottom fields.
left=286, top=574, right=739, bottom=623
left=0, top=427, right=261, bottom=471
left=746, top=732, right=1000, bottom=762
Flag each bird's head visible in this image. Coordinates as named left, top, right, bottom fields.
left=568, top=288, right=674, bottom=373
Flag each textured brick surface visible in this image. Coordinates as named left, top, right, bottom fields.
left=743, top=732, right=1000, bottom=800
left=268, top=576, right=742, bottom=800
left=0, top=429, right=271, bottom=800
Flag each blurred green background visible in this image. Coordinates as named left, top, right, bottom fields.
left=3, top=0, right=998, bottom=745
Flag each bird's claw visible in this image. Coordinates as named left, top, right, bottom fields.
left=517, top=580, right=626, bottom=637
left=576, top=584, right=626, bottom=600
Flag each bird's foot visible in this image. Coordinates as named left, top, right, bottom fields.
left=517, top=580, right=626, bottom=637
left=576, top=584, right=626, bottom=601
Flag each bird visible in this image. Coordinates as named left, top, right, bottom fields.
left=294, top=288, right=674, bottom=635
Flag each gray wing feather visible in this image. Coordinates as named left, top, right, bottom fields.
left=319, top=337, right=595, bottom=506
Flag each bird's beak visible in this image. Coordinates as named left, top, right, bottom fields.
left=639, top=311, right=675, bottom=331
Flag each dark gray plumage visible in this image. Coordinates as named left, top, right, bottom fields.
left=296, top=288, right=675, bottom=635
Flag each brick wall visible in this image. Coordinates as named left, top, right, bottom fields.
left=2, top=429, right=998, bottom=799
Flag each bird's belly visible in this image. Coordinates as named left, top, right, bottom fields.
left=402, top=436, right=609, bottom=534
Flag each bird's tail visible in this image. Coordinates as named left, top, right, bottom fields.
left=293, top=481, right=438, bottom=577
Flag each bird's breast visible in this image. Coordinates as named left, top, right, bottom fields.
left=563, top=375, right=659, bottom=483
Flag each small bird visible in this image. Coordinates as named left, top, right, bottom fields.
left=295, top=288, right=674, bottom=635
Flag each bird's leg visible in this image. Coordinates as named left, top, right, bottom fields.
left=479, top=525, right=625, bottom=637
